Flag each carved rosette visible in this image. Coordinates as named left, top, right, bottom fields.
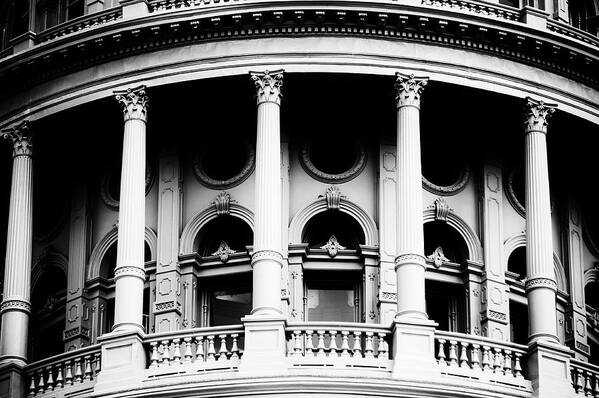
left=250, top=70, right=284, bottom=105
left=0, top=121, right=33, bottom=157
left=114, top=85, right=149, bottom=122
left=394, top=72, right=429, bottom=109
left=212, top=241, right=236, bottom=262
left=427, top=246, right=449, bottom=268
left=524, top=97, right=557, bottom=134
left=320, top=235, right=346, bottom=257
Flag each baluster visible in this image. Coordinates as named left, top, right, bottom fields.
left=513, top=352, right=523, bottom=377
left=230, top=334, right=240, bottom=359
left=292, top=330, right=303, bottom=357
left=195, top=336, right=205, bottom=362
left=503, top=350, right=513, bottom=376
left=448, top=340, right=458, bottom=366
left=471, top=344, right=481, bottom=370
left=217, top=334, right=228, bottom=361
left=316, top=330, right=326, bottom=357
left=339, top=331, right=350, bottom=358
left=27, top=374, right=35, bottom=397
left=353, top=331, right=363, bottom=357
left=46, top=366, right=55, bottom=391
left=492, top=347, right=503, bottom=373
left=458, top=342, right=469, bottom=368
left=305, top=330, right=315, bottom=356
left=94, top=352, right=102, bottom=375
left=150, top=342, right=160, bottom=368
left=74, top=357, right=83, bottom=383
left=574, top=368, right=584, bottom=394
left=377, top=333, right=388, bottom=360
left=364, top=332, right=375, bottom=358
left=329, top=330, right=340, bottom=357
left=161, top=340, right=172, bottom=365
left=55, top=363, right=64, bottom=389
left=436, top=339, right=447, bottom=365
left=173, top=339, right=182, bottom=364
left=36, top=370, right=45, bottom=394
left=585, top=371, right=593, bottom=396
left=84, top=355, right=93, bottom=380
left=481, top=346, right=491, bottom=371
left=593, top=373, right=599, bottom=397
left=183, top=337, right=193, bottom=363
left=206, top=335, right=216, bottom=361
left=65, top=360, right=74, bottom=385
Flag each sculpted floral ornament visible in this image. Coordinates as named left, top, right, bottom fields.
left=0, top=120, right=33, bottom=157
left=212, top=191, right=237, bottom=216
left=524, top=97, right=557, bottom=133
left=250, top=69, right=284, bottom=105
left=114, top=85, right=149, bottom=122
left=320, top=235, right=346, bottom=257
left=394, top=72, right=429, bottom=108
left=433, top=197, right=451, bottom=222
left=323, top=186, right=346, bottom=210
left=211, top=241, right=236, bottom=262
left=428, top=246, right=449, bottom=268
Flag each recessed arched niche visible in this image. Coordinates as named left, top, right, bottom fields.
left=194, top=215, right=253, bottom=257
left=302, top=210, right=365, bottom=250
left=507, top=246, right=527, bottom=280
left=423, top=220, right=469, bottom=265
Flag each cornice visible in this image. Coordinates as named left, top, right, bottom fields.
left=0, top=0, right=597, bottom=93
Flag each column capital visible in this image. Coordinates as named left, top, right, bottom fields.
left=524, top=97, right=557, bottom=134
left=0, top=120, right=33, bottom=157
left=114, top=85, right=149, bottom=122
left=250, top=69, right=284, bottom=105
left=394, top=72, right=428, bottom=109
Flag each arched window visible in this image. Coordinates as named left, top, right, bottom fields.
left=194, top=215, right=253, bottom=327
left=586, top=280, right=599, bottom=310
left=424, top=221, right=469, bottom=265
left=30, top=265, right=67, bottom=361
left=298, top=210, right=368, bottom=323
left=507, top=246, right=527, bottom=280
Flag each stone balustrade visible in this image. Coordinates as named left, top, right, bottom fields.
left=24, top=345, right=102, bottom=398
left=145, top=326, right=244, bottom=377
left=286, top=322, right=392, bottom=370
left=434, top=331, right=530, bottom=390
left=571, top=358, right=599, bottom=395
left=36, top=8, right=123, bottom=43
left=421, top=0, right=520, bottom=21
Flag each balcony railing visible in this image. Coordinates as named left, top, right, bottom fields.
left=421, top=0, right=520, bottom=21
left=434, top=330, right=530, bottom=390
left=144, top=325, right=244, bottom=377
left=571, top=358, right=599, bottom=395
left=285, top=322, right=392, bottom=370
left=36, top=7, right=123, bottom=44
left=24, top=344, right=102, bottom=398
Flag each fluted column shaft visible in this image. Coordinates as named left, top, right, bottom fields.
left=394, top=73, right=428, bottom=320
left=524, top=97, right=559, bottom=344
left=112, top=86, right=148, bottom=333
left=0, top=121, right=34, bottom=366
left=250, top=70, right=284, bottom=316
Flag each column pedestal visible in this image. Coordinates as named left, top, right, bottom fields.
left=527, top=341, right=574, bottom=398
left=238, top=316, right=288, bottom=374
left=0, top=363, right=25, bottom=398
left=391, top=319, right=438, bottom=379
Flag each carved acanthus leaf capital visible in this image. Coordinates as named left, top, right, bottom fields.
left=1, top=121, right=33, bottom=157
left=524, top=97, right=557, bottom=134
left=250, top=70, right=284, bottom=105
left=114, top=85, right=149, bottom=122
left=394, top=72, right=428, bottom=109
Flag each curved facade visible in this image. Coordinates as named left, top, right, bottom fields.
left=0, top=0, right=598, bottom=396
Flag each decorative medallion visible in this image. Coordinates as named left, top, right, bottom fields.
left=211, top=241, right=236, bottom=263
left=320, top=235, right=346, bottom=257
left=101, top=164, right=155, bottom=209
left=427, top=246, right=449, bottom=268
left=193, top=140, right=255, bottom=189
left=300, top=140, right=366, bottom=184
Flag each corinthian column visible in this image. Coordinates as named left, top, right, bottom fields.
left=0, top=121, right=34, bottom=367
left=249, top=70, right=284, bottom=317
left=394, top=72, right=428, bottom=320
left=524, top=97, right=559, bottom=344
left=112, top=86, right=148, bottom=333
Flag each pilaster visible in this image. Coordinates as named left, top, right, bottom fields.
left=153, top=151, right=183, bottom=333
left=0, top=120, right=34, bottom=368
left=64, top=184, right=92, bottom=351
left=480, top=160, right=510, bottom=341
left=564, top=199, right=589, bottom=359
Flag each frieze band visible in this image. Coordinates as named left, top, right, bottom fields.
left=394, top=253, right=426, bottom=269
left=525, top=277, right=558, bottom=292
left=251, top=250, right=284, bottom=266
left=0, top=299, right=32, bottom=314
left=114, top=265, right=146, bottom=280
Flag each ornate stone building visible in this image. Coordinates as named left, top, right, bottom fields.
left=0, top=0, right=598, bottom=396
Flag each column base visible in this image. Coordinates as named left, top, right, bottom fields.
left=527, top=340, right=573, bottom=398
left=92, top=330, right=146, bottom=397
left=238, top=315, right=288, bottom=375
left=0, top=362, right=25, bottom=398
left=391, top=318, right=440, bottom=380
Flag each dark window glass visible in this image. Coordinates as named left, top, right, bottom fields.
left=305, top=271, right=360, bottom=322
left=510, top=300, right=529, bottom=344
left=210, top=288, right=252, bottom=326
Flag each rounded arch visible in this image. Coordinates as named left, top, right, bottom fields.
left=32, top=249, right=68, bottom=291
left=585, top=266, right=599, bottom=286
left=503, top=234, right=568, bottom=292
left=179, top=203, right=254, bottom=255
left=87, top=226, right=158, bottom=280
left=423, top=209, right=482, bottom=263
left=289, top=197, right=378, bottom=246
